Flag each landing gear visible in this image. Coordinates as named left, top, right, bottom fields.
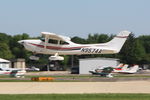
left=48, top=60, right=64, bottom=71
left=48, top=53, right=64, bottom=71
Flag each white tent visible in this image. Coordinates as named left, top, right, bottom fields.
left=0, top=58, right=10, bottom=62
left=0, top=58, right=10, bottom=69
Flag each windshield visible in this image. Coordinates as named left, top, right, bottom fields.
left=40, top=38, right=45, bottom=42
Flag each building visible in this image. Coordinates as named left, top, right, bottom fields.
left=0, top=58, right=10, bottom=69
left=79, top=58, right=119, bottom=74
left=11, top=59, right=26, bottom=69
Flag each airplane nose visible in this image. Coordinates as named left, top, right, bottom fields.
left=18, top=40, right=24, bottom=44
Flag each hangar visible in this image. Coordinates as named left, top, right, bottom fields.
left=79, top=58, right=119, bottom=74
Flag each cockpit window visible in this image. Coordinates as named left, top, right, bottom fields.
left=40, top=38, right=69, bottom=45
left=48, top=39, right=58, bottom=44
left=40, top=38, right=58, bottom=44
left=60, top=41, right=69, bottom=45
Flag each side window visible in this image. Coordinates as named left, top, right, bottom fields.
left=60, top=41, right=69, bottom=45
left=48, top=39, right=58, bottom=44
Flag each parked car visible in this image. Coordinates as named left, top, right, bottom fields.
left=26, top=66, right=40, bottom=71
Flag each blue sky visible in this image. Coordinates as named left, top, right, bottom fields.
left=0, top=0, right=150, bottom=38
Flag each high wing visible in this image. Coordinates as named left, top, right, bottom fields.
left=41, top=32, right=70, bottom=60
left=41, top=32, right=71, bottom=41
left=18, top=30, right=130, bottom=60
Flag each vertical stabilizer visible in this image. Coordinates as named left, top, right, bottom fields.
left=107, top=31, right=131, bottom=53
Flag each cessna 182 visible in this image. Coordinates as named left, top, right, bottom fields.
left=18, top=31, right=131, bottom=60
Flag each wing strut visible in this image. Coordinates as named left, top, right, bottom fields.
left=44, top=35, right=49, bottom=49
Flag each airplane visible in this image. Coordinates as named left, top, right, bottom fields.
left=18, top=30, right=131, bottom=60
left=113, top=64, right=139, bottom=74
left=113, top=64, right=128, bottom=72
left=89, top=63, right=139, bottom=77
left=0, top=68, right=26, bottom=78
left=89, top=67, right=114, bottom=77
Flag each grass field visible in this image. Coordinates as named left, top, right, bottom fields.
left=0, top=74, right=150, bottom=82
left=0, top=75, right=150, bottom=82
left=0, top=94, right=150, bottom=100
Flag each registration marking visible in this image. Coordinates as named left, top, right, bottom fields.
left=81, top=48, right=102, bottom=53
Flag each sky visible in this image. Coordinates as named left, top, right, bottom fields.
left=0, top=0, right=150, bottom=38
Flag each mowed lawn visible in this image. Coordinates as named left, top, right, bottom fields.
left=0, top=94, right=150, bottom=100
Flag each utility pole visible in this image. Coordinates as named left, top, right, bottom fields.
left=71, top=55, right=74, bottom=68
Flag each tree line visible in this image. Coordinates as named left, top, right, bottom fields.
left=0, top=32, right=150, bottom=67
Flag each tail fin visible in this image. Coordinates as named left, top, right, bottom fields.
left=114, top=64, right=128, bottom=72
left=106, top=30, right=131, bottom=53
left=127, top=65, right=139, bottom=73
left=121, top=64, right=129, bottom=71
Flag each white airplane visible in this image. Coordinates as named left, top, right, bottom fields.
left=123, top=65, right=139, bottom=74
left=113, top=64, right=128, bottom=72
left=0, top=68, right=26, bottom=78
left=18, top=31, right=131, bottom=60
left=113, top=64, right=139, bottom=74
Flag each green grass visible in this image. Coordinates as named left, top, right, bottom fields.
left=115, top=75, right=150, bottom=78
left=26, top=75, right=95, bottom=78
left=0, top=74, right=150, bottom=82
left=0, top=79, right=32, bottom=82
left=0, top=94, right=150, bottom=100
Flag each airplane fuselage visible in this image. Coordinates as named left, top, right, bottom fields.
left=18, top=31, right=130, bottom=57
left=21, top=40, right=116, bottom=55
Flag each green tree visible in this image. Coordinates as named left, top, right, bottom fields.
left=87, top=33, right=99, bottom=43
left=138, top=35, right=150, bottom=63
left=62, top=55, right=69, bottom=70
left=0, top=43, right=14, bottom=59
left=98, top=34, right=110, bottom=43
left=133, top=39, right=146, bottom=64
left=9, top=34, right=31, bottom=59
left=119, top=33, right=135, bottom=64
left=119, top=33, right=146, bottom=64
left=138, top=35, right=150, bottom=53
left=22, top=33, right=29, bottom=39
left=0, top=33, right=11, bottom=44
left=71, top=36, right=87, bottom=44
